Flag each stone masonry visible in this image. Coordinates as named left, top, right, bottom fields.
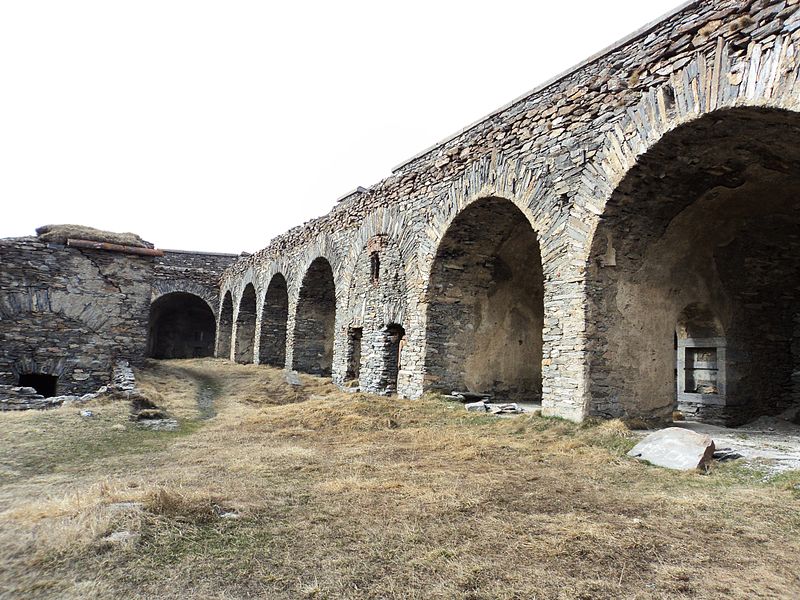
left=218, top=0, right=800, bottom=425
left=0, top=233, right=236, bottom=399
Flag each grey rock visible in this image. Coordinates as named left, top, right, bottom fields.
left=285, top=371, right=302, bottom=386
left=136, top=418, right=178, bottom=431
left=628, top=427, right=715, bottom=471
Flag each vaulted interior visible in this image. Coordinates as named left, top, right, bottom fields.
left=587, top=107, right=800, bottom=426
left=293, top=258, right=336, bottom=376
left=235, top=284, right=257, bottom=364
left=260, top=274, right=289, bottom=367
left=425, top=197, right=544, bottom=401
left=217, top=292, right=234, bottom=359
left=147, top=292, right=216, bottom=359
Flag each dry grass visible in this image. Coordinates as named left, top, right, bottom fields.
left=1, top=358, right=799, bottom=599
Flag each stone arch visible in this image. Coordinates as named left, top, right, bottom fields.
left=0, top=288, right=118, bottom=332
left=577, top=36, right=800, bottom=254
left=259, top=272, right=289, bottom=367
left=235, top=283, right=257, bottom=363
left=423, top=196, right=545, bottom=402
left=583, top=104, right=800, bottom=425
left=416, top=153, right=557, bottom=283
left=216, top=291, right=234, bottom=359
left=410, top=153, right=585, bottom=417
left=292, top=256, right=337, bottom=376
left=0, top=297, right=117, bottom=396
left=147, top=292, right=216, bottom=359
left=151, top=280, right=218, bottom=318
left=578, top=37, right=800, bottom=424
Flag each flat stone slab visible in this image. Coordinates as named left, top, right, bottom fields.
left=628, top=427, right=715, bottom=471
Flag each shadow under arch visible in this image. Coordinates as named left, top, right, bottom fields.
left=584, top=106, right=800, bottom=426
left=423, top=196, right=544, bottom=402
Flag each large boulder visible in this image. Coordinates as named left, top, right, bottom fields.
left=628, top=427, right=715, bottom=471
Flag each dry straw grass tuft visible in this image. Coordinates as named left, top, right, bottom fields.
left=1, top=358, right=799, bottom=599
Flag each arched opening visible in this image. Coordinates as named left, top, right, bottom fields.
left=147, top=292, right=216, bottom=359
left=293, top=257, right=336, bottom=376
left=235, top=284, right=257, bottom=364
left=425, top=197, right=544, bottom=401
left=18, top=373, right=58, bottom=398
left=259, top=274, right=289, bottom=367
left=587, top=107, right=800, bottom=426
left=217, top=292, right=234, bottom=359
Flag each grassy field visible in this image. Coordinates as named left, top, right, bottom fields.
left=1, top=359, right=798, bottom=599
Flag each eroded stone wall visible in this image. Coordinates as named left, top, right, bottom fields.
left=218, top=0, right=800, bottom=422
left=0, top=237, right=154, bottom=396
left=585, top=109, right=800, bottom=425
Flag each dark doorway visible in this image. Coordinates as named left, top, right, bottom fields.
left=148, top=292, right=216, bottom=359
left=346, top=327, right=363, bottom=381
left=382, top=324, right=405, bottom=394
left=19, top=373, right=58, bottom=397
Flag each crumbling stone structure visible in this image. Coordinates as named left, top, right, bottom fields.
left=2, top=1, right=797, bottom=427
left=148, top=249, right=238, bottom=360
left=219, top=0, right=800, bottom=426
left=0, top=231, right=236, bottom=401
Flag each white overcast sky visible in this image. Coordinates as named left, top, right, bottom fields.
left=1, top=0, right=681, bottom=253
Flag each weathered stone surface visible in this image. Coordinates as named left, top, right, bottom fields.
left=3, top=0, right=800, bottom=428
left=628, top=428, right=716, bottom=471
left=0, top=235, right=236, bottom=405
left=214, top=0, right=800, bottom=426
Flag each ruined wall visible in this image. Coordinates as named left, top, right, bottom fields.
left=337, top=235, right=408, bottom=395
left=153, top=249, right=238, bottom=314
left=0, top=237, right=154, bottom=396
left=218, top=0, right=800, bottom=422
left=585, top=112, right=800, bottom=425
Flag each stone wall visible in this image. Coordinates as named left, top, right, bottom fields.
left=153, top=249, right=239, bottom=316
left=0, top=238, right=238, bottom=396
left=0, top=237, right=154, bottom=396
left=336, top=235, right=409, bottom=395
left=215, top=0, right=800, bottom=422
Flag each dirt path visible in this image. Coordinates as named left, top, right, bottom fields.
left=677, top=420, right=800, bottom=475
left=177, top=367, right=218, bottom=420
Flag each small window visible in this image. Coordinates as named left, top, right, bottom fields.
left=370, top=252, right=380, bottom=283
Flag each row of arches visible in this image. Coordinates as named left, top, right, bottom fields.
left=218, top=261, right=337, bottom=374
left=152, top=105, right=800, bottom=428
